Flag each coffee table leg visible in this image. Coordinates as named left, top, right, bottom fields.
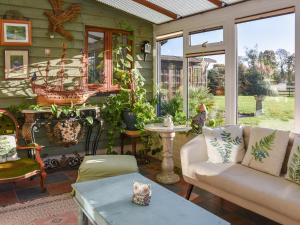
left=78, top=208, right=88, bottom=225
left=156, top=132, right=180, bottom=184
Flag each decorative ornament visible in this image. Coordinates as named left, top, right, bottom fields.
left=44, top=0, right=81, bottom=41
left=163, top=114, right=174, bottom=128
left=30, top=43, right=97, bottom=106
left=191, top=103, right=208, bottom=134
left=132, top=181, right=151, bottom=206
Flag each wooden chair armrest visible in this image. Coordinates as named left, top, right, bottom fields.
left=16, top=144, right=45, bottom=177
left=16, top=145, right=45, bottom=151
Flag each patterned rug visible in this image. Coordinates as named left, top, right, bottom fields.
left=0, top=194, right=78, bottom=225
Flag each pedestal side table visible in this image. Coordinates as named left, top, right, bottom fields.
left=145, top=123, right=191, bottom=184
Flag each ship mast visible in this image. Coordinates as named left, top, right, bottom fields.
left=79, top=49, right=88, bottom=90
left=58, top=43, right=67, bottom=91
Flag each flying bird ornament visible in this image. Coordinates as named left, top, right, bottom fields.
left=44, top=0, right=81, bottom=41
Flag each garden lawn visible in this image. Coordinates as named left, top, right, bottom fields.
left=213, top=96, right=294, bottom=130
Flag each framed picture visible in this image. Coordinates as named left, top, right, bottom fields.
left=1, top=20, right=32, bottom=46
left=4, top=50, right=29, bottom=79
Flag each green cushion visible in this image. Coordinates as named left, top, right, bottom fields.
left=0, top=158, right=40, bottom=180
left=77, top=155, right=138, bottom=183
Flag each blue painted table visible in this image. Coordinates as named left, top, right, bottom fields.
left=72, top=173, right=230, bottom=225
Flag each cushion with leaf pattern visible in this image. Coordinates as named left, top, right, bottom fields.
left=285, top=135, right=300, bottom=184
left=242, top=127, right=289, bottom=176
left=203, top=125, right=245, bottom=163
left=0, top=135, right=19, bottom=163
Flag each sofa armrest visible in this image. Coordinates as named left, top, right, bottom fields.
left=180, top=134, right=208, bottom=178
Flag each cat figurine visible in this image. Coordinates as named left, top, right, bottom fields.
left=132, top=181, right=151, bottom=206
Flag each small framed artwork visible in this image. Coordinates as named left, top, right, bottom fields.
left=4, top=50, right=29, bottom=79
left=1, top=20, right=32, bottom=46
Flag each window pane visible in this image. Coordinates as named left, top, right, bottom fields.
left=158, top=36, right=184, bottom=116
left=190, top=28, right=223, bottom=46
left=237, top=13, right=295, bottom=130
left=188, top=54, right=225, bottom=126
left=112, top=32, right=131, bottom=85
left=87, top=31, right=105, bottom=84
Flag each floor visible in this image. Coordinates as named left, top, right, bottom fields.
left=0, top=158, right=280, bottom=225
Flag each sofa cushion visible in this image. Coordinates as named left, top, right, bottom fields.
left=282, top=133, right=295, bottom=174
left=0, top=135, right=19, bottom=163
left=195, top=162, right=300, bottom=221
left=203, top=125, right=245, bottom=163
left=242, top=127, right=289, bottom=176
left=286, top=135, right=300, bottom=184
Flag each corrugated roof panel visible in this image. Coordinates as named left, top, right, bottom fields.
left=147, top=0, right=216, bottom=17
left=223, top=0, right=245, bottom=4
left=96, top=0, right=172, bottom=24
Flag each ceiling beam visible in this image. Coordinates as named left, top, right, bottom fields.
left=208, top=0, right=223, bottom=7
left=131, top=0, right=178, bottom=19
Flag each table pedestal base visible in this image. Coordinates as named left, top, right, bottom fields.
left=156, top=172, right=180, bottom=184
left=157, top=132, right=180, bottom=184
left=145, top=124, right=191, bottom=185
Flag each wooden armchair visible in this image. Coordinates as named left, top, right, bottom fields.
left=0, top=109, right=46, bottom=191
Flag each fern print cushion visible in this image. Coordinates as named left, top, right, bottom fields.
left=0, top=135, right=19, bottom=163
left=242, top=127, right=289, bottom=176
left=203, top=125, right=245, bottom=163
left=285, top=135, right=300, bottom=184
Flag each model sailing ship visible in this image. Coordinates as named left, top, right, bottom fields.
left=30, top=43, right=97, bottom=106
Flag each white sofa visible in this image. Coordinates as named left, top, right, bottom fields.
left=180, top=127, right=300, bottom=225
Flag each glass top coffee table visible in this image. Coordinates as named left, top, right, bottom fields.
left=72, top=173, right=229, bottom=225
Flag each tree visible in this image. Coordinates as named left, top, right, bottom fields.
left=286, top=53, right=295, bottom=85
left=276, top=49, right=289, bottom=82
left=241, top=47, right=274, bottom=115
left=207, top=64, right=225, bottom=95
left=258, top=50, right=277, bottom=80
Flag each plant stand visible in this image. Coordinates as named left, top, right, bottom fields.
left=21, top=106, right=102, bottom=170
left=120, top=130, right=151, bottom=165
left=120, top=130, right=141, bottom=156
left=145, top=123, right=191, bottom=184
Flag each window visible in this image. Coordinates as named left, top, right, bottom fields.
left=157, top=36, right=184, bottom=116
left=87, top=31, right=105, bottom=85
left=190, top=27, right=223, bottom=46
left=237, top=13, right=295, bottom=130
left=86, top=27, right=132, bottom=92
left=188, top=54, right=225, bottom=126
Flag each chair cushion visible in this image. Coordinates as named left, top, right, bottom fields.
left=77, top=155, right=138, bottom=183
left=242, top=127, right=289, bottom=176
left=195, top=162, right=300, bottom=221
left=0, top=135, right=19, bottom=163
left=286, top=134, right=300, bottom=184
left=0, top=158, right=40, bottom=180
left=203, top=125, right=245, bottom=163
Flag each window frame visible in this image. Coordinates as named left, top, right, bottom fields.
left=235, top=11, right=296, bottom=129
left=189, top=26, right=224, bottom=47
left=154, top=2, right=299, bottom=131
left=85, top=26, right=133, bottom=92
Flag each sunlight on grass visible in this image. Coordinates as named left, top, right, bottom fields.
left=213, top=96, right=294, bottom=130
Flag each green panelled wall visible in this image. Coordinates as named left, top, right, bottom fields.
left=0, top=0, right=154, bottom=156
left=0, top=0, right=154, bottom=107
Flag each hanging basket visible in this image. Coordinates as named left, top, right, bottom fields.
left=45, top=118, right=85, bottom=147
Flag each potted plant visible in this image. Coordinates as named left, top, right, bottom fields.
left=102, top=69, right=156, bottom=154
left=42, top=104, right=93, bottom=147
